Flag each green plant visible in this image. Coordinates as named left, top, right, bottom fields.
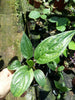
left=54, top=81, right=70, bottom=92
left=29, top=9, right=50, bottom=20
left=47, top=61, right=65, bottom=72
left=47, top=58, right=70, bottom=99
left=28, top=9, right=50, bottom=31
left=8, top=30, right=75, bottom=97
left=48, top=16, right=70, bottom=32
left=63, top=48, right=68, bottom=57
left=29, top=10, right=41, bottom=20
left=68, top=40, right=75, bottom=50
left=47, top=60, right=65, bottom=81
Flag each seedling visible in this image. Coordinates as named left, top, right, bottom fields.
left=8, top=30, right=75, bottom=97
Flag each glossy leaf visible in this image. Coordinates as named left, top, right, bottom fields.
left=8, top=60, right=21, bottom=70
left=34, top=69, right=46, bottom=87
left=54, top=57, right=60, bottom=64
left=56, top=18, right=69, bottom=26
left=68, top=41, right=75, bottom=50
left=56, top=18, right=69, bottom=32
left=49, top=17, right=69, bottom=32
left=21, top=32, right=33, bottom=59
left=56, top=25, right=66, bottom=32
left=63, top=48, right=68, bottom=57
left=29, top=11, right=40, bottom=20
left=41, top=15, right=47, bottom=20
left=34, top=30, right=75, bottom=64
left=11, top=65, right=34, bottom=97
left=48, top=16, right=59, bottom=23
left=42, top=8, right=50, bottom=14
left=54, top=81, right=70, bottom=92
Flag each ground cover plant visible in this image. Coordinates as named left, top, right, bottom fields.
left=7, top=30, right=75, bottom=97
left=48, top=16, right=70, bottom=32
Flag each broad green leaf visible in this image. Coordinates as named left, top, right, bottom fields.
left=42, top=8, right=50, bottom=14
left=48, top=16, right=59, bottom=23
left=56, top=18, right=69, bottom=32
left=11, top=65, right=34, bottom=97
left=68, top=41, right=75, bottom=50
left=21, top=32, right=33, bottom=59
left=34, top=69, right=46, bottom=87
left=57, top=66, right=65, bottom=71
left=63, top=48, right=68, bottom=57
left=34, top=30, right=75, bottom=64
left=29, top=11, right=40, bottom=20
left=8, top=60, right=21, bottom=70
left=54, top=57, right=60, bottom=64
left=56, top=25, right=66, bottom=32
left=54, top=81, right=70, bottom=92
left=41, top=15, right=47, bottom=20
left=49, top=17, right=69, bottom=32
left=56, top=18, right=69, bottom=27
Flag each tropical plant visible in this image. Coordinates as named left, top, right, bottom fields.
left=8, top=30, right=75, bottom=97
left=48, top=16, right=70, bottom=32
left=29, top=9, right=50, bottom=20
left=28, top=9, right=50, bottom=31
left=68, top=40, right=75, bottom=50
